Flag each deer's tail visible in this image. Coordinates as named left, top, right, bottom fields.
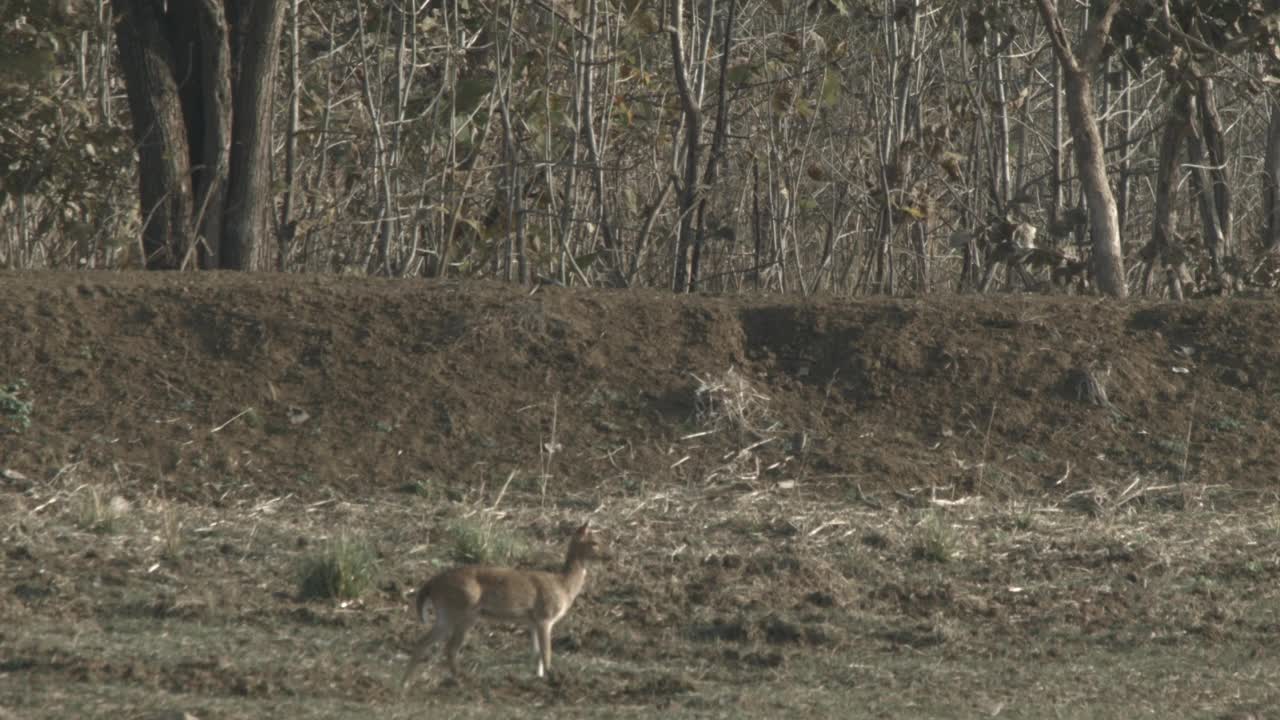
left=413, top=580, right=435, bottom=624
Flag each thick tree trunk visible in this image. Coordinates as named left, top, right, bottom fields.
left=111, top=0, right=283, bottom=271
left=185, top=0, right=232, bottom=268
left=222, top=0, right=286, bottom=270
left=111, top=0, right=194, bottom=269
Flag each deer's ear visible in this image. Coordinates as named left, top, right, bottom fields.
left=577, top=520, right=592, bottom=536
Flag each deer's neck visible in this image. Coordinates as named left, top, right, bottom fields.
left=560, top=552, right=589, bottom=598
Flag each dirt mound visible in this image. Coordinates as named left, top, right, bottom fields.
left=2, top=272, right=1277, bottom=500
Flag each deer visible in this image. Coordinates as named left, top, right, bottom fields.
left=400, top=520, right=604, bottom=691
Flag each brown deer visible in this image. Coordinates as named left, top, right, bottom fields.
left=400, top=521, right=604, bottom=690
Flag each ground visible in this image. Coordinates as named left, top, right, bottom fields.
left=1, top=272, right=1278, bottom=718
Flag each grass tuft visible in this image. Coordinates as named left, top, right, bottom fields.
left=0, top=379, right=33, bottom=432
left=297, top=535, right=378, bottom=601
left=158, top=501, right=183, bottom=562
left=444, top=517, right=527, bottom=565
left=910, top=512, right=956, bottom=563
left=75, top=487, right=129, bottom=534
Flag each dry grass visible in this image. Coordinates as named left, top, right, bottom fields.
left=692, top=367, right=776, bottom=438
left=3, top=455, right=1280, bottom=719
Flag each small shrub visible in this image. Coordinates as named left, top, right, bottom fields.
left=75, top=487, right=130, bottom=534
left=398, top=478, right=432, bottom=498
left=861, top=529, right=891, bottom=550
left=0, top=380, right=33, bottom=432
left=1152, top=436, right=1186, bottom=455
left=1207, top=416, right=1244, bottom=433
left=445, top=518, right=527, bottom=565
left=1011, top=509, right=1037, bottom=532
left=911, top=513, right=955, bottom=563
left=1019, top=446, right=1049, bottom=464
left=298, top=535, right=378, bottom=601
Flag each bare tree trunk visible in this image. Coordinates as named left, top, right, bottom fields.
left=690, top=0, right=737, bottom=292
left=992, top=37, right=1011, bottom=208
left=112, top=0, right=196, bottom=269
left=1034, top=0, right=1127, bottom=297
left=185, top=0, right=231, bottom=269
left=668, top=0, right=703, bottom=292
left=1185, top=98, right=1224, bottom=277
left=1264, top=101, right=1280, bottom=251
left=1049, top=49, right=1064, bottom=228
left=1193, top=76, right=1231, bottom=268
left=580, top=0, right=621, bottom=286
left=278, top=0, right=300, bottom=271
left=221, top=0, right=285, bottom=270
left=1115, top=36, right=1133, bottom=234
left=1149, top=87, right=1191, bottom=298
left=751, top=160, right=763, bottom=290
left=111, top=0, right=284, bottom=271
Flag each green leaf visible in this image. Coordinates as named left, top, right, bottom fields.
left=453, top=77, right=494, bottom=114
left=629, top=10, right=659, bottom=34
left=727, top=63, right=757, bottom=86
left=821, top=71, right=842, bottom=108
left=0, top=44, right=57, bottom=86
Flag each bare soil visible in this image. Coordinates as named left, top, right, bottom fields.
left=2, top=272, right=1278, bottom=718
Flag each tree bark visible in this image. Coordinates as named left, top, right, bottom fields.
left=1192, top=76, right=1231, bottom=270
left=690, top=0, right=737, bottom=293
left=186, top=0, right=231, bottom=268
left=1148, top=86, right=1191, bottom=297
left=1264, top=101, right=1280, bottom=252
left=111, top=0, right=284, bottom=270
left=111, top=0, right=194, bottom=269
left=668, top=0, right=702, bottom=293
left=279, top=0, right=300, bottom=271
left=1034, top=0, right=1127, bottom=297
left=222, top=0, right=285, bottom=270
left=1115, top=36, right=1133, bottom=235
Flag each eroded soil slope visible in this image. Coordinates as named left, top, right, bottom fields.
left=2, top=272, right=1277, bottom=498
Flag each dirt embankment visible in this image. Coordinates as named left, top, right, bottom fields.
left=2, top=272, right=1277, bottom=500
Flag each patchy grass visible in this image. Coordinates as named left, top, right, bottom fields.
left=4, top=468, right=1280, bottom=719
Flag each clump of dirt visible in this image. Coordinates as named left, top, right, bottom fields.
left=1, top=273, right=1277, bottom=501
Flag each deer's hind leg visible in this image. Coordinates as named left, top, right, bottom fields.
left=443, top=613, right=478, bottom=678
left=401, top=609, right=451, bottom=691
